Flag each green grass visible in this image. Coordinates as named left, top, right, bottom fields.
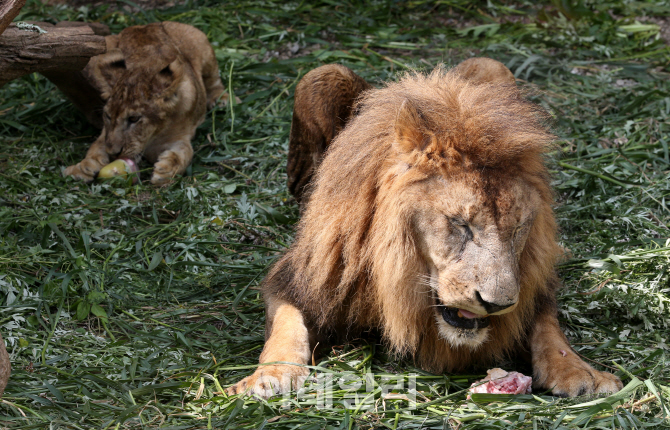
left=0, top=0, right=669, bottom=428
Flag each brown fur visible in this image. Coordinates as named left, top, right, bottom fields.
left=275, top=66, right=556, bottom=366
left=286, top=60, right=513, bottom=208
left=288, top=64, right=372, bottom=207
left=452, top=57, right=516, bottom=85
left=228, top=59, right=622, bottom=398
left=64, top=22, right=224, bottom=185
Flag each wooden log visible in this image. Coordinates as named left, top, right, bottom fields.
left=0, top=22, right=106, bottom=87
left=0, top=0, right=26, bottom=36
left=54, top=20, right=111, bottom=36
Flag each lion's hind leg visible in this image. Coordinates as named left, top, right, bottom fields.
left=452, top=57, right=516, bottom=86
left=287, top=64, right=372, bottom=207
left=200, top=46, right=225, bottom=109
left=227, top=296, right=313, bottom=399
left=530, top=307, right=623, bottom=397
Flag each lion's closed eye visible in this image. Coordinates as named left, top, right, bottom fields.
left=449, top=218, right=473, bottom=241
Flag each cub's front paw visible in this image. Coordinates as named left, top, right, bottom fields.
left=226, top=364, right=309, bottom=399
left=210, top=93, right=241, bottom=110
left=151, top=153, right=186, bottom=185
left=536, top=357, right=623, bottom=397
left=64, top=163, right=97, bottom=183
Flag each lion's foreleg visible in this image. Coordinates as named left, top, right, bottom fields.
left=227, top=295, right=313, bottom=398
left=63, top=134, right=110, bottom=182
left=530, top=307, right=622, bottom=397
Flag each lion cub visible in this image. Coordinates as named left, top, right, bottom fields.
left=64, top=22, right=224, bottom=185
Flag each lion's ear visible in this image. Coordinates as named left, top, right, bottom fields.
left=154, top=58, right=185, bottom=101
left=156, top=58, right=184, bottom=92
left=87, top=49, right=126, bottom=100
left=394, top=100, right=434, bottom=154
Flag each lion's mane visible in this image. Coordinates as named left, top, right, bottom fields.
left=265, top=67, right=563, bottom=372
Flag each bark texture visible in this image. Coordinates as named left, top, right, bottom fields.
left=0, top=21, right=106, bottom=87
left=0, top=0, right=26, bottom=36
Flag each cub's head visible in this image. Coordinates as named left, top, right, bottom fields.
left=90, top=48, right=194, bottom=161
left=296, top=66, right=562, bottom=362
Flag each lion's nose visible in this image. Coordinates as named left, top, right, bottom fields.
left=475, top=291, right=516, bottom=314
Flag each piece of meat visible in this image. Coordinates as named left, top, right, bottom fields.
left=468, top=368, right=532, bottom=397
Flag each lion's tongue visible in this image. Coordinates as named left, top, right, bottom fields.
left=458, top=309, right=479, bottom=319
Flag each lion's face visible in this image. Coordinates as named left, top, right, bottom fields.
left=98, top=56, right=190, bottom=162
left=410, top=173, right=540, bottom=348
left=102, top=91, right=163, bottom=161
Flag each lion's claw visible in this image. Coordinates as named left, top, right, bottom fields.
left=226, top=365, right=309, bottom=399
left=539, top=360, right=623, bottom=397
left=64, top=163, right=96, bottom=183
left=151, top=151, right=188, bottom=185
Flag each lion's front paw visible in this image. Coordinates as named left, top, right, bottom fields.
left=151, top=153, right=187, bottom=185
left=538, top=358, right=623, bottom=397
left=64, top=162, right=98, bottom=183
left=209, top=92, right=241, bottom=110
left=151, top=162, right=178, bottom=185
left=226, top=364, right=309, bottom=399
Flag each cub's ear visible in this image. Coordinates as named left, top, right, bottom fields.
left=394, top=100, right=435, bottom=154
left=87, top=49, right=126, bottom=100
left=153, top=58, right=185, bottom=97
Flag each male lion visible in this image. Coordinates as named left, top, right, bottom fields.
left=228, top=59, right=623, bottom=398
left=64, top=22, right=224, bottom=185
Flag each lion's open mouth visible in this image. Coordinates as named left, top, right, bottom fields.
left=436, top=299, right=491, bottom=330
